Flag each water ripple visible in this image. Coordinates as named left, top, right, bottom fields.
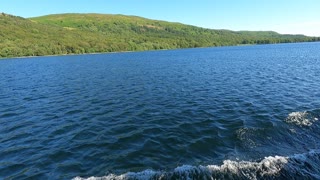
left=1, top=43, right=320, bottom=179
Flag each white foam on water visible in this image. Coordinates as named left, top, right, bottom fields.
left=73, top=155, right=289, bottom=180
left=206, top=155, right=288, bottom=179
left=73, top=169, right=158, bottom=180
left=285, top=111, right=318, bottom=126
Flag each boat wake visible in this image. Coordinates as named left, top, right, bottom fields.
left=73, top=150, right=320, bottom=180
left=285, top=111, right=319, bottom=126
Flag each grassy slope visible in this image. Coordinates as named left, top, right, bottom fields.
left=1, top=13, right=319, bottom=58
left=0, top=13, right=111, bottom=57
left=29, top=13, right=244, bottom=49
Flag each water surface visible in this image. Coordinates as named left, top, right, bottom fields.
left=1, top=43, right=320, bottom=179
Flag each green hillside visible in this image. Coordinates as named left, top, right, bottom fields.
left=1, top=13, right=319, bottom=58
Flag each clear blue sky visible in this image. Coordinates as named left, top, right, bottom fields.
left=1, top=0, right=320, bottom=36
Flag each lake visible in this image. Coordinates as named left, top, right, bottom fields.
left=1, top=42, right=320, bottom=179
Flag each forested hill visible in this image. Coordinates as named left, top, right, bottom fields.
left=1, top=13, right=319, bottom=58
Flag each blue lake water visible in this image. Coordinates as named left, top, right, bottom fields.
left=1, top=42, right=320, bottom=179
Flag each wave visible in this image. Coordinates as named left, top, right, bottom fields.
left=73, top=150, right=320, bottom=180
left=285, top=111, right=318, bottom=126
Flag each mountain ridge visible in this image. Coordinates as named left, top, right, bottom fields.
left=1, top=12, right=319, bottom=58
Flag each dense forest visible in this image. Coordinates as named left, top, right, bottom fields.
left=1, top=13, right=319, bottom=58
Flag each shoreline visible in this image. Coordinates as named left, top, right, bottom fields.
left=0, top=50, right=136, bottom=60
left=1, top=41, right=318, bottom=60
